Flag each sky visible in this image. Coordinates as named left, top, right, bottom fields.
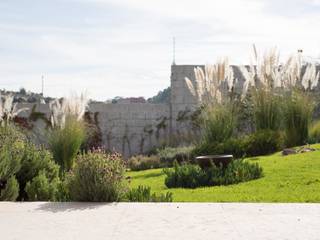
left=1, top=0, right=320, bottom=100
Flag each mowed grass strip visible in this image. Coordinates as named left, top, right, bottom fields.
left=127, top=144, right=320, bottom=202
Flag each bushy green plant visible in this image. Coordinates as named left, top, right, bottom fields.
left=16, top=143, right=60, bottom=200
left=283, top=91, right=313, bottom=147
left=127, top=155, right=161, bottom=171
left=163, top=162, right=204, bottom=188
left=243, top=130, right=284, bottom=156
left=67, top=151, right=127, bottom=202
left=192, top=130, right=283, bottom=158
left=0, top=176, right=19, bottom=201
left=164, top=160, right=262, bottom=189
left=49, top=116, right=86, bottom=172
left=0, top=126, right=25, bottom=201
left=201, top=103, right=237, bottom=144
left=125, top=185, right=173, bottom=202
left=25, top=171, right=65, bottom=201
left=222, top=159, right=263, bottom=184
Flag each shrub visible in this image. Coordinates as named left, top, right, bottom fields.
left=243, top=130, right=284, bottom=156
left=127, top=155, right=161, bottom=171
left=49, top=116, right=86, bottom=172
left=67, top=151, right=127, bottom=202
left=283, top=91, right=313, bottom=147
left=16, top=143, right=60, bottom=200
left=125, top=185, right=173, bottom=202
left=0, top=176, right=19, bottom=201
left=0, top=126, right=25, bottom=201
left=25, top=171, right=65, bottom=201
left=164, top=160, right=262, bottom=189
left=192, top=130, right=283, bottom=158
left=222, top=159, right=263, bottom=184
left=164, top=162, right=204, bottom=188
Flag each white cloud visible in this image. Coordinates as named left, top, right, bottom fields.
left=0, top=0, right=320, bottom=100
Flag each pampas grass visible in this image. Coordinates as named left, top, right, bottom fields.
left=185, top=58, right=234, bottom=105
left=48, top=93, right=88, bottom=172
left=283, top=91, right=314, bottom=147
left=240, top=45, right=319, bottom=134
left=0, top=94, right=28, bottom=126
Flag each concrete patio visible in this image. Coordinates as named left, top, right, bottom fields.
left=0, top=202, right=319, bottom=240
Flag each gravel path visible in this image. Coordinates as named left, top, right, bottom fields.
left=0, top=202, right=319, bottom=240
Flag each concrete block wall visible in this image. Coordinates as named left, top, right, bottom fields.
left=17, top=102, right=170, bottom=158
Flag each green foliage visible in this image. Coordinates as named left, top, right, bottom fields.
left=201, top=103, right=237, bottom=144
left=0, top=126, right=25, bottom=201
left=25, top=171, right=64, bottom=201
left=164, top=160, right=263, bottom=189
left=147, top=87, right=171, bottom=104
left=16, top=143, right=60, bottom=200
left=67, top=151, right=127, bottom=202
left=0, top=176, right=19, bottom=201
left=127, top=155, right=161, bottom=171
left=164, top=162, right=204, bottom=188
left=49, top=116, right=86, bottom=172
left=244, top=130, right=284, bottom=156
left=252, top=89, right=282, bottom=131
left=126, top=185, right=173, bottom=202
left=283, top=91, right=313, bottom=147
left=0, top=125, right=64, bottom=201
left=309, top=120, right=320, bottom=143
left=193, top=130, right=283, bottom=158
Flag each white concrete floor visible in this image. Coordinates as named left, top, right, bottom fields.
left=0, top=202, right=319, bottom=240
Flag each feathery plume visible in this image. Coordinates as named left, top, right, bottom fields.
left=49, top=92, right=88, bottom=128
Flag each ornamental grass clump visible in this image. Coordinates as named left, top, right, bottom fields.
left=48, top=93, right=88, bottom=172
left=240, top=46, right=319, bottom=139
left=201, top=103, right=237, bottom=144
left=185, top=58, right=238, bottom=144
left=283, top=91, right=314, bottom=147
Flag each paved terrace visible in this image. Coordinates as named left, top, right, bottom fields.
left=0, top=202, right=319, bottom=240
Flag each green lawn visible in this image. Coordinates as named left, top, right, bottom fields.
left=127, top=144, right=320, bottom=202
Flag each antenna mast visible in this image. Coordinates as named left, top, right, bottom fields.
left=172, top=37, right=176, bottom=65
left=41, top=75, right=44, bottom=96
